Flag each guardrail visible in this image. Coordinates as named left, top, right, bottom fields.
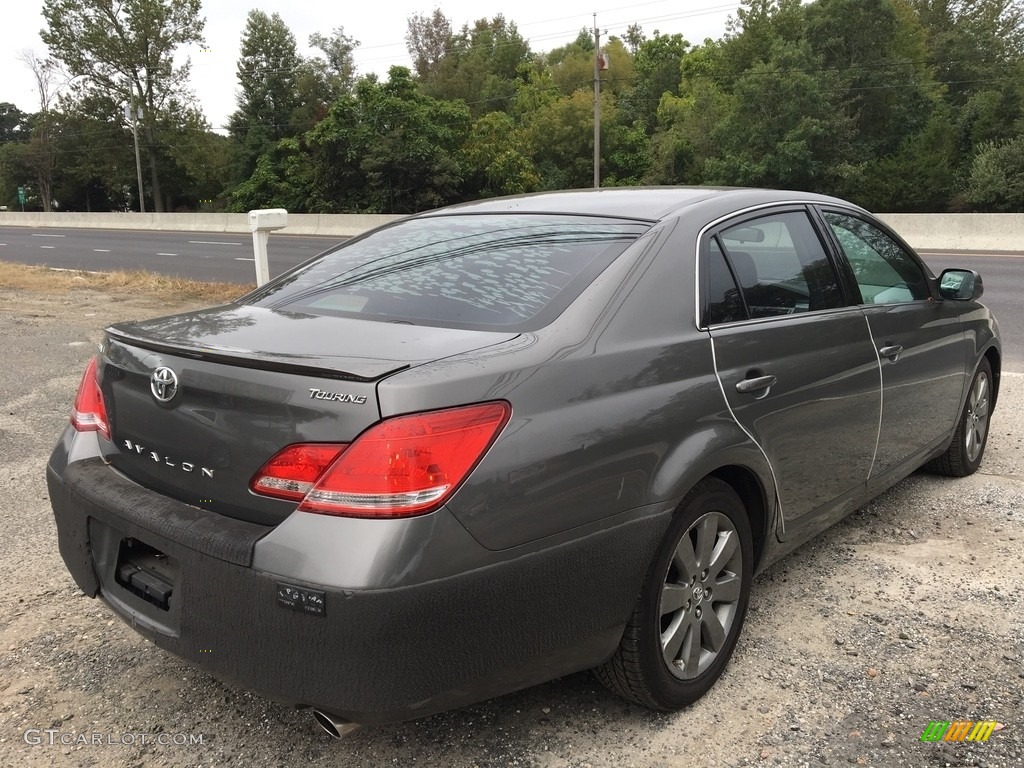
left=0, top=210, right=1020, bottom=252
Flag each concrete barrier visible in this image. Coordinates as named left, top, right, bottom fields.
left=0, top=211, right=405, bottom=238
left=877, top=213, right=1023, bottom=252
left=0, top=210, right=1020, bottom=252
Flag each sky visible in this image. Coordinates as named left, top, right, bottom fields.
left=0, top=0, right=741, bottom=132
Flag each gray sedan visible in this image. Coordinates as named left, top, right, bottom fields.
left=46, top=188, right=1000, bottom=735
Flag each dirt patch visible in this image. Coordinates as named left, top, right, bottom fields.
left=0, top=260, right=250, bottom=304
left=0, top=283, right=1021, bottom=768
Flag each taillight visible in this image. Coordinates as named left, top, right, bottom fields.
left=251, top=401, right=510, bottom=519
left=71, top=356, right=110, bottom=441
left=250, top=443, right=347, bottom=501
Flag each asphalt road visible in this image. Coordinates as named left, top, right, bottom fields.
left=0, top=226, right=1019, bottom=369
left=0, top=226, right=340, bottom=283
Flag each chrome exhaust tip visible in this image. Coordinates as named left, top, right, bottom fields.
left=312, top=709, right=361, bottom=739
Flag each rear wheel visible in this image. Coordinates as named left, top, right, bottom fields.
left=925, top=358, right=992, bottom=477
left=595, top=478, right=753, bottom=709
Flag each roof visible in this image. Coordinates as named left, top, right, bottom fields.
left=420, top=187, right=855, bottom=223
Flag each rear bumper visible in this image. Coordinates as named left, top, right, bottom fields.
left=47, top=449, right=671, bottom=724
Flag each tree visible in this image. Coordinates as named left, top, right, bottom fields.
left=406, top=14, right=531, bottom=116
left=703, top=39, right=862, bottom=193
left=963, top=136, right=1024, bottom=211
left=17, top=50, right=64, bottom=211
left=302, top=67, right=471, bottom=213
left=524, top=89, right=617, bottom=190
left=0, top=104, right=33, bottom=209
left=623, top=23, right=645, bottom=55
left=406, top=9, right=454, bottom=80
left=48, top=104, right=137, bottom=211
left=0, top=104, right=29, bottom=143
left=308, top=27, right=360, bottom=99
left=229, top=11, right=302, bottom=185
left=462, top=112, right=539, bottom=197
left=620, top=32, right=690, bottom=132
left=720, top=0, right=807, bottom=77
left=911, top=0, right=1024, bottom=106
left=546, top=30, right=596, bottom=97
left=41, top=0, right=206, bottom=211
left=806, top=0, right=939, bottom=158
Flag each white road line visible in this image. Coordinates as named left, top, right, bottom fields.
left=93, top=249, right=111, bottom=253
left=234, top=257, right=255, bottom=261
left=157, top=252, right=178, bottom=256
left=189, top=240, right=243, bottom=246
left=32, top=233, right=66, bottom=238
left=40, top=245, right=56, bottom=249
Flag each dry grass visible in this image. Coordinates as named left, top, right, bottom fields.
left=0, top=260, right=252, bottom=303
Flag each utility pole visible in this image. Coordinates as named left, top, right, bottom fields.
left=593, top=13, right=601, bottom=189
left=125, top=103, right=146, bottom=213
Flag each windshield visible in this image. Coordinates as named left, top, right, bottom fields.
left=243, top=214, right=651, bottom=331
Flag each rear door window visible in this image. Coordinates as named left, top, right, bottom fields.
left=245, top=215, right=651, bottom=331
left=707, top=210, right=844, bottom=322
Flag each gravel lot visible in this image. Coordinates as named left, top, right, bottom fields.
left=1, top=284, right=1021, bottom=768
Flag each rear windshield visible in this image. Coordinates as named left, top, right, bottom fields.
left=244, top=214, right=651, bottom=331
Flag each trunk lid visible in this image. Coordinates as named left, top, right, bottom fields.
left=100, top=304, right=518, bottom=525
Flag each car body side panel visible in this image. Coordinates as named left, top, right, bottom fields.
left=376, top=217, right=777, bottom=552
left=860, top=300, right=967, bottom=478
left=709, top=310, right=881, bottom=533
left=377, top=333, right=731, bottom=550
left=958, top=303, right=1002, bottom=404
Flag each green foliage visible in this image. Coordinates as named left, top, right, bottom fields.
left=0, top=104, right=29, bottom=143
left=852, top=106, right=957, bottom=210
left=604, top=120, right=652, bottom=186
left=409, top=14, right=532, bottom=116
left=523, top=89, right=623, bottom=190
left=620, top=33, right=690, bottom=132
left=229, top=11, right=302, bottom=185
left=0, top=142, right=31, bottom=209
left=22, top=0, right=1024, bottom=213
left=299, top=67, right=470, bottom=213
left=704, top=39, right=862, bottom=192
left=963, top=136, right=1024, bottom=211
left=463, top=112, right=539, bottom=197
left=309, top=27, right=360, bottom=98
left=720, top=0, right=807, bottom=77
left=406, top=10, right=455, bottom=80
left=806, top=0, right=938, bottom=157
left=41, top=0, right=205, bottom=211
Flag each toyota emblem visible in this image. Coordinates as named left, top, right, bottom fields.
left=150, top=366, right=179, bottom=403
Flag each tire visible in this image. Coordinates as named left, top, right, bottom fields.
left=595, top=477, right=753, bottom=710
left=925, top=358, right=993, bottom=477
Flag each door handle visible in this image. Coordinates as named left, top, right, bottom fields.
left=736, top=374, right=777, bottom=395
left=879, top=344, right=904, bottom=362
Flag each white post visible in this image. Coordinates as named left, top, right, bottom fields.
left=247, top=208, right=289, bottom=287
left=251, top=229, right=271, bottom=286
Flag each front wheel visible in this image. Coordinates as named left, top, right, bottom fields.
left=595, top=478, right=753, bottom=710
left=925, top=358, right=993, bottom=477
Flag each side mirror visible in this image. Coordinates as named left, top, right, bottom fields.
left=938, top=269, right=984, bottom=301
